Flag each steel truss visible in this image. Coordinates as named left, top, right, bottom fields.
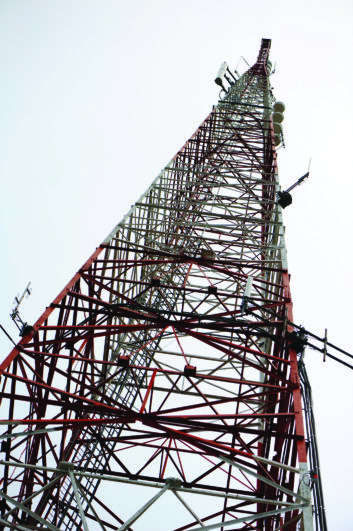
left=0, top=39, right=315, bottom=530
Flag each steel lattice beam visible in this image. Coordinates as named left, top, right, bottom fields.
left=0, top=39, right=315, bottom=530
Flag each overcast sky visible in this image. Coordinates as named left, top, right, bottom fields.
left=1, top=1, right=352, bottom=528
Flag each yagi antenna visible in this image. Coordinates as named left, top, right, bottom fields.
left=10, top=282, right=34, bottom=336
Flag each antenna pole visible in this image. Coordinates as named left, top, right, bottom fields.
left=10, top=282, right=32, bottom=331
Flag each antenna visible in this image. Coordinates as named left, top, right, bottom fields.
left=10, top=281, right=34, bottom=336
left=285, top=171, right=309, bottom=193
left=214, top=62, right=238, bottom=92
left=240, top=55, right=250, bottom=67
left=234, top=55, right=250, bottom=77
left=240, top=276, right=253, bottom=315
left=214, top=62, right=229, bottom=91
left=277, top=170, right=310, bottom=208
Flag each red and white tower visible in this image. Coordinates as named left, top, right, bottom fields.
left=0, top=39, right=320, bottom=530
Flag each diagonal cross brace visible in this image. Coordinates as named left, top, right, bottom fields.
left=118, top=477, right=181, bottom=531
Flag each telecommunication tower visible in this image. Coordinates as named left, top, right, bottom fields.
left=0, top=39, right=326, bottom=530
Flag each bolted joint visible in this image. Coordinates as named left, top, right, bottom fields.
left=207, top=285, right=218, bottom=295
left=1, top=440, right=10, bottom=453
left=58, top=461, right=75, bottom=472
left=117, top=355, right=130, bottom=368
left=165, top=477, right=182, bottom=488
left=151, top=276, right=161, bottom=287
left=184, top=364, right=197, bottom=377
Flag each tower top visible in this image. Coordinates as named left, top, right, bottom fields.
left=256, top=38, right=271, bottom=68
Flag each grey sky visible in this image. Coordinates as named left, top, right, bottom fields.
left=1, top=1, right=352, bottom=528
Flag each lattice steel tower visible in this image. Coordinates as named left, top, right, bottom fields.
left=0, top=39, right=323, bottom=530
